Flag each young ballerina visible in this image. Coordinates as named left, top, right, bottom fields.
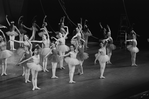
left=64, top=44, right=80, bottom=83
left=94, top=39, right=110, bottom=79
left=82, top=20, right=92, bottom=49
left=32, top=18, right=51, bottom=72
left=12, top=29, right=35, bottom=76
left=18, top=16, right=27, bottom=47
left=18, top=45, right=42, bottom=90
left=125, top=30, right=139, bottom=66
left=56, top=25, right=69, bottom=69
left=0, top=28, right=13, bottom=76
left=71, top=23, right=84, bottom=49
left=76, top=41, right=89, bottom=75
left=45, top=42, right=60, bottom=78
left=5, top=15, right=21, bottom=50
left=105, top=25, right=116, bottom=64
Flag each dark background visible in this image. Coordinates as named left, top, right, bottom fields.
left=0, top=0, right=149, bottom=49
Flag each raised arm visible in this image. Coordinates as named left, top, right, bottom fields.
left=107, top=25, right=111, bottom=34
left=6, top=15, right=11, bottom=26
left=99, top=22, right=103, bottom=29
left=14, top=26, right=21, bottom=35
left=63, top=26, right=69, bottom=38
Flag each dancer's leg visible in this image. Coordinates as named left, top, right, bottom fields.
left=68, top=64, right=76, bottom=83
left=99, top=62, right=106, bottom=79
left=51, top=62, right=58, bottom=78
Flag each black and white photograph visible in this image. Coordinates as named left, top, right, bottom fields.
left=0, top=0, right=149, bottom=99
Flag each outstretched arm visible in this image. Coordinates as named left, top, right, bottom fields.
left=18, top=57, right=33, bottom=64
left=12, top=39, right=24, bottom=43
left=31, top=40, right=43, bottom=43
left=22, top=24, right=32, bottom=30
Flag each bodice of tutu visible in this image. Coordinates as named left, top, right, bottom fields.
left=43, top=40, right=50, bottom=48
left=0, top=42, right=6, bottom=51
left=132, top=39, right=137, bottom=47
left=24, top=41, right=30, bottom=47
left=99, top=47, right=106, bottom=55
left=32, top=55, right=40, bottom=64
left=10, top=35, right=15, bottom=40
left=52, top=48, right=58, bottom=55
left=108, top=37, right=113, bottom=44
left=58, top=38, right=65, bottom=45
left=69, top=52, right=77, bottom=59
left=78, top=46, right=84, bottom=53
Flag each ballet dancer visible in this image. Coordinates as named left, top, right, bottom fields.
left=18, top=16, right=27, bottom=47
left=0, top=27, right=13, bottom=76
left=11, top=27, right=35, bottom=77
left=94, top=38, right=110, bottom=79
left=76, top=40, right=89, bottom=75
left=71, top=23, right=84, bottom=49
left=45, top=42, right=60, bottom=78
left=64, top=44, right=80, bottom=83
left=105, top=25, right=116, bottom=64
left=82, top=20, right=92, bottom=49
left=56, top=25, right=69, bottom=70
left=5, top=15, right=21, bottom=50
left=18, top=45, right=42, bottom=90
left=32, top=18, right=51, bottom=72
left=125, top=30, right=139, bottom=66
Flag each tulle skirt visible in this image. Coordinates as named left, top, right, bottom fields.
left=16, top=48, right=25, bottom=56
left=65, top=57, right=80, bottom=66
left=27, top=63, right=42, bottom=71
left=107, top=44, right=116, bottom=50
left=95, top=54, right=109, bottom=63
left=40, top=48, right=51, bottom=57
left=77, top=52, right=89, bottom=61
left=0, top=50, right=13, bottom=59
left=57, top=44, right=69, bottom=53
left=49, top=54, right=60, bottom=63
left=127, top=45, right=139, bottom=53
left=6, top=31, right=18, bottom=36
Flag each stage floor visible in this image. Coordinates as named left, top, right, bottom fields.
left=0, top=42, right=149, bottom=99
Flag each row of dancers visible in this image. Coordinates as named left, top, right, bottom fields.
left=0, top=15, right=91, bottom=90
left=0, top=15, right=139, bottom=90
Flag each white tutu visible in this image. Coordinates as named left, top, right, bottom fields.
left=127, top=45, right=139, bottom=53
left=65, top=57, right=80, bottom=66
left=27, top=63, right=42, bottom=71
left=97, top=55, right=109, bottom=63
left=0, top=50, right=13, bottom=59
left=57, top=44, right=69, bottom=53
left=108, top=44, right=116, bottom=50
left=40, top=48, right=51, bottom=57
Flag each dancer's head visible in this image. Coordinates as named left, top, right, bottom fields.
left=32, top=45, right=40, bottom=55
left=99, top=41, right=104, bottom=48
left=42, top=34, right=47, bottom=40
left=24, top=34, right=29, bottom=41
left=70, top=44, right=76, bottom=51
left=59, top=33, right=63, bottom=38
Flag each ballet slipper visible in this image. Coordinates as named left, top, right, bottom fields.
left=51, top=76, right=58, bottom=79
left=69, top=81, right=76, bottom=84
left=100, top=76, right=105, bottom=79
left=35, top=87, right=40, bottom=90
